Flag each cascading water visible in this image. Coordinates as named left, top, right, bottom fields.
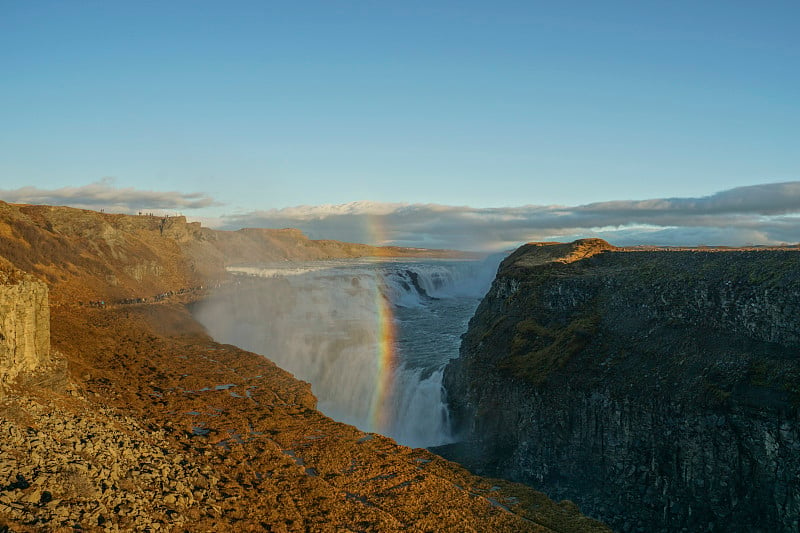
left=190, top=256, right=501, bottom=448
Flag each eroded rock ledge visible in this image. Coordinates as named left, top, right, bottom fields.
left=442, top=239, right=800, bottom=532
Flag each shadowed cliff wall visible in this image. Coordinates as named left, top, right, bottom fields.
left=442, top=239, right=800, bottom=532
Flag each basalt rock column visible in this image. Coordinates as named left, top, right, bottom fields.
left=0, top=270, right=50, bottom=394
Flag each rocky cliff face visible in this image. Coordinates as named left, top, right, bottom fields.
left=442, top=239, right=800, bottom=532
left=0, top=270, right=50, bottom=393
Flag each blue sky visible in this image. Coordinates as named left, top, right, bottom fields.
left=1, top=1, right=799, bottom=249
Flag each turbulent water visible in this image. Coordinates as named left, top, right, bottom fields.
left=191, top=257, right=500, bottom=448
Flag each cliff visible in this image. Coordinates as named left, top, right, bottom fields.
left=442, top=239, right=800, bottom=532
left=0, top=270, right=51, bottom=394
left=0, top=203, right=607, bottom=531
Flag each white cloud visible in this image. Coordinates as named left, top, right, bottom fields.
left=0, top=177, right=220, bottom=213
left=3, top=179, right=799, bottom=251
left=222, top=182, right=800, bottom=251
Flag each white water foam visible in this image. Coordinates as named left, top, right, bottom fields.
left=192, top=256, right=501, bottom=448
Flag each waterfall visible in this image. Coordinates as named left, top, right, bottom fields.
left=191, top=257, right=500, bottom=448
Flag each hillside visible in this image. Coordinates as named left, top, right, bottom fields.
left=0, top=203, right=607, bottom=532
left=441, top=239, right=800, bottom=532
left=0, top=202, right=467, bottom=306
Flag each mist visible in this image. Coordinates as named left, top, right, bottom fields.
left=190, top=257, right=501, bottom=448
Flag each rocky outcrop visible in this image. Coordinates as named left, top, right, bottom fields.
left=0, top=270, right=50, bottom=393
left=442, top=239, right=800, bottom=532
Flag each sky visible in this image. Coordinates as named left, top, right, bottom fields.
left=1, top=1, right=799, bottom=250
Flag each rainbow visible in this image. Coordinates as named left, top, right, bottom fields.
left=366, top=213, right=398, bottom=432
left=370, top=283, right=397, bottom=431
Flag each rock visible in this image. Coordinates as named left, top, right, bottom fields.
left=0, top=272, right=50, bottom=395
left=443, top=241, right=800, bottom=532
left=22, top=489, right=42, bottom=504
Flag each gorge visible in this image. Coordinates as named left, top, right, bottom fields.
left=0, top=202, right=606, bottom=532
left=2, top=200, right=797, bottom=532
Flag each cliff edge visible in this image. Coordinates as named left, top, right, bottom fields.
left=442, top=239, right=800, bottom=532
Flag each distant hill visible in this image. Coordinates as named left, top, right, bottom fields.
left=0, top=201, right=468, bottom=304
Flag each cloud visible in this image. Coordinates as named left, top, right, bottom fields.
left=0, top=177, right=220, bottom=213
left=3, top=179, right=798, bottom=250
left=221, top=182, right=800, bottom=251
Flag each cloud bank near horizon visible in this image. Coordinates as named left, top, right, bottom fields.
left=2, top=180, right=799, bottom=251
left=220, top=182, right=800, bottom=251
left=0, top=178, right=219, bottom=213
